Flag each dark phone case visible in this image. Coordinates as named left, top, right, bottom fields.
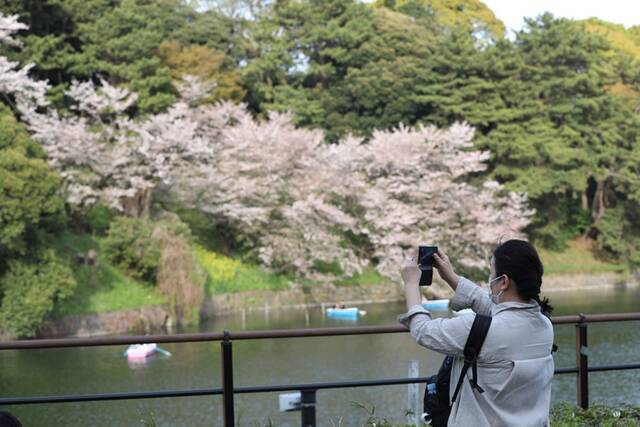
left=418, top=246, right=437, bottom=286
left=419, top=268, right=433, bottom=286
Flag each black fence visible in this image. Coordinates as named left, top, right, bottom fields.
left=1, top=312, right=639, bottom=426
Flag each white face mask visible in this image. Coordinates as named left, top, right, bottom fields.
left=488, top=274, right=505, bottom=304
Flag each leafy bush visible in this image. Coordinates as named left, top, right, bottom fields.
left=595, top=205, right=640, bottom=268
left=312, top=259, right=344, bottom=276
left=103, top=217, right=160, bottom=283
left=85, top=204, right=117, bottom=235
left=0, top=105, right=64, bottom=257
left=0, top=250, right=76, bottom=337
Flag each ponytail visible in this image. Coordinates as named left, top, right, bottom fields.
left=493, top=239, right=553, bottom=316
left=533, top=294, right=554, bottom=317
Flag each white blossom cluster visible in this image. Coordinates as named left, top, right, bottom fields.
left=0, top=15, right=48, bottom=106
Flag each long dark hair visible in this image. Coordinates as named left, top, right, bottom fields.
left=493, top=239, right=553, bottom=315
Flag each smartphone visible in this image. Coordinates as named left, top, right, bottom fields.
left=417, top=245, right=438, bottom=286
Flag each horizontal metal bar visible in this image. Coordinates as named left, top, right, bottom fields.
left=588, top=363, right=640, bottom=372
left=551, top=312, right=640, bottom=325
left=234, top=376, right=432, bottom=393
left=554, top=367, right=579, bottom=374
left=2, top=312, right=639, bottom=350
left=0, top=388, right=222, bottom=405
left=0, top=376, right=432, bottom=405
left=0, top=325, right=407, bottom=350
left=4, top=362, right=640, bottom=406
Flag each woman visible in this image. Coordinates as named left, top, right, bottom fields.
left=399, top=240, right=554, bottom=427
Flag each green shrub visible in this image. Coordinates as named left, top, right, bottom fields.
left=85, top=204, right=117, bottom=235
left=157, top=199, right=249, bottom=254
left=0, top=250, right=77, bottom=337
left=103, top=217, right=160, bottom=283
left=312, top=259, right=344, bottom=275
left=595, top=205, right=640, bottom=268
left=0, top=106, right=64, bottom=257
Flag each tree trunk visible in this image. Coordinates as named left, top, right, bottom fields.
left=122, top=188, right=153, bottom=218
left=591, top=177, right=610, bottom=223
left=581, top=190, right=589, bottom=211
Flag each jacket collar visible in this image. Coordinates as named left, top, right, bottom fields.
left=491, top=299, right=540, bottom=316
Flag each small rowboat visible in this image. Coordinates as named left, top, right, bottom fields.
left=125, top=343, right=157, bottom=360
left=124, top=344, right=172, bottom=360
left=325, top=307, right=367, bottom=319
left=421, top=299, right=450, bottom=311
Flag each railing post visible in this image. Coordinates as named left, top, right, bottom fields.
left=300, top=390, right=316, bottom=427
left=576, top=314, right=589, bottom=409
left=221, top=331, right=235, bottom=426
left=407, top=360, right=420, bottom=425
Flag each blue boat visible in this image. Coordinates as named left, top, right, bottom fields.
left=421, top=299, right=450, bottom=311
left=326, top=307, right=361, bottom=319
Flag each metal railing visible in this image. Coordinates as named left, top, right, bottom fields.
left=1, top=312, right=639, bottom=426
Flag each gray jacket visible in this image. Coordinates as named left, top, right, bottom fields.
left=398, top=277, right=554, bottom=427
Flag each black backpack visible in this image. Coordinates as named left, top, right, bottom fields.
left=422, top=314, right=492, bottom=426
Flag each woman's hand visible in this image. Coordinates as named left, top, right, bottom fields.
left=433, top=248, right=459, bottom=290
left=401, top=256, right=420, bottom=288
left=401, top=256, right=422, bottom=309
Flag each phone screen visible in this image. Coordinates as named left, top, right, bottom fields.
left=418, top=245, right=438, bottom=269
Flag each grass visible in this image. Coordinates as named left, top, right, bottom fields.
left=135, top=402, right=640, bottom=426
left=539, top=238, right=626, bottom=276
left=333, top=266, right=390, bottom=286
left=52, top=231, right=166, bottom=317
left=194, top=246, right=291, bottom=295
left=551, top=402, right=640, bottom=426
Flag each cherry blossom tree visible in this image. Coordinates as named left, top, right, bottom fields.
left=4, top=11, right=532, bottom=280
left=0, top=14, right=48, bottom=105
left=174, top=108, right=532, bottom=279
left=350, top=124, right=533, bottom=278
left=17, top=77, right=221, bottom=217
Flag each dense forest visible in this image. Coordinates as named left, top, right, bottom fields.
left=0, top=0, right=638, bottom=337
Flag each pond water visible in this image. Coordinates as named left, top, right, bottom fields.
left=2, top=285, right=640, bottom=426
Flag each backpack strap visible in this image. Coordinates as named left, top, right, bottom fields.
left=451, top=314, right=492, bottom=403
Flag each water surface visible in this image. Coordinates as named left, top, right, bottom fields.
left=2, top=285, right=639, bottom=426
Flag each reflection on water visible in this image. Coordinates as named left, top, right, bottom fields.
left=2, top=285, right=639, bottom=426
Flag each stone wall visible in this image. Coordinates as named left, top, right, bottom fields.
left=200, top=284, right=403, bottom=318
left=37, top=305, right=171, bottom=338
left=543, top=271, right=638, bottom=291
left=200, top=280, right=452, bottom=317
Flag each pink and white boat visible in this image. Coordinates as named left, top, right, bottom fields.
left=125, top=343, right=157, bottom=360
